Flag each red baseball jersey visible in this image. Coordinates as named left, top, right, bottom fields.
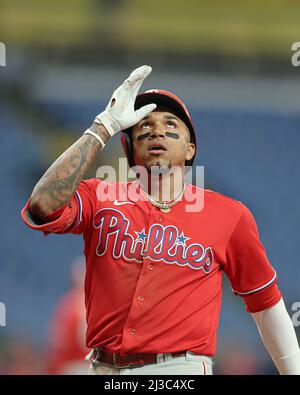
left=21, top=180, right=281, bottom=356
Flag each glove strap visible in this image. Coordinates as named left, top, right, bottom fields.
left=83, top=129, right=106, bottom=148
left=94, top=113, right=120, bottom=137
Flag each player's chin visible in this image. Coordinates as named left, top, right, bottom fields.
left=145, top=157, right=171, bottom=170
left=135, top=150, right=174, bottom=170
left=150, top=152, right=170, bottom=162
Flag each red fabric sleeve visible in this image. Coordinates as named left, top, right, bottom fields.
left=242, top=283, right=282, bottom=313
left=38, top=205, right=68, bottom=222
left=224, top=203, right=279, bottom=311
left=21, top=179, right=100, bottom=236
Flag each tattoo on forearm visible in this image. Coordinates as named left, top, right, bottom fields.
left=32, top=133, right=102, bottom=214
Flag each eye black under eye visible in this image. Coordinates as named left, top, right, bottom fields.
left=137, top=132, right=150, bottom=141
left=166, top=132, right=179, bottom=139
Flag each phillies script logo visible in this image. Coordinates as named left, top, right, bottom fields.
left=93, top=208, right=214, bottom=272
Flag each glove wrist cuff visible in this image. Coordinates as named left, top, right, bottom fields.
left=94, top=112, right=120, bottom=137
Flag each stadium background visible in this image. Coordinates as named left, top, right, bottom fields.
left=0, top=0, right=300, bottom=374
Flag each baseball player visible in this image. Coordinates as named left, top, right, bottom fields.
left=21, top=65, right=300, bottom=375
left=46, top=256, right=88, bottom=375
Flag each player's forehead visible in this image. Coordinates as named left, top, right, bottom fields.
left=132, top=110, right=187, bottom=131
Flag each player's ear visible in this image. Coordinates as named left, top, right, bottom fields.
left=186, top=143, right=195, bottom=161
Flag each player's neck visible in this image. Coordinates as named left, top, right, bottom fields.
left=139, top=168, right=185, bottom=202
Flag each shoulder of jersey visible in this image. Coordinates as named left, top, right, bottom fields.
left=91, top=179, right=141, bottom=189
left=88, top=180, right=248, bottom=215
left=189, top=184, right=246, bottom=214
left=85, top=178, right=124, bottom=187
left=86, top=178, right=137, bottom=194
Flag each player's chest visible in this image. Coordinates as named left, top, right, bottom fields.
left=92, top=201, right=225, bottom=272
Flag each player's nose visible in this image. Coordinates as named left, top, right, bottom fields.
left=150, top=124, right=165, bottom=138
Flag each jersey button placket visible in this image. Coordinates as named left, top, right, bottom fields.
left=137, top=295, right=145, bottom=302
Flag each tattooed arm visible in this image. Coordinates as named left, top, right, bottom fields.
left=29, top=65, right=156, bottom=219
left=29, top=124, right=110, bottom=218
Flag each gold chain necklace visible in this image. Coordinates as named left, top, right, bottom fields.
left=142, top=184, right=186, bottom=213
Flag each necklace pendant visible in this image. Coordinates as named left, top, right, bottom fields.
left=160, top=207, right=171, bottom=213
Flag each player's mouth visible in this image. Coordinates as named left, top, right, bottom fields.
left=148, top=143, right=167, bottom=155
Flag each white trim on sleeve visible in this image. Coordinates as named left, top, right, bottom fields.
left=75, top=191, right=83, bottom=227
left=232, top=270, right=277, bottom=296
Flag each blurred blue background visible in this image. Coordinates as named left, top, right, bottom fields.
left=0, top=0, right=300, bottom=375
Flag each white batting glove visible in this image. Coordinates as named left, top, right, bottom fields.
left=94, top=65, right=157, bottom=137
